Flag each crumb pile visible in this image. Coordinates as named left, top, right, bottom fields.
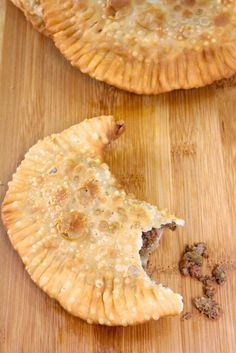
left=179, top=243, right=226, bottom=320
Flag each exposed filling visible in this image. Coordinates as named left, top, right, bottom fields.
left=139, top=222, right=176, bottom=268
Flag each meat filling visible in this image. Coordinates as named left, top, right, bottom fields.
left=139, top=228, right=159, bottom=257
left=139, top=222, right=176, bottom=268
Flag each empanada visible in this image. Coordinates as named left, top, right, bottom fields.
left=41, top=0, right=236, bottom=94
left=2, top=116, right=184, bottom=326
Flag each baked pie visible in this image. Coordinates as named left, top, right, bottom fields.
left=40, top=0, right=236, bottom=94
left=2, top=116, right=184, bottom=326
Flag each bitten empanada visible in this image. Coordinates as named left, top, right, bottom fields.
left=2, top=116, right=184, bottom=326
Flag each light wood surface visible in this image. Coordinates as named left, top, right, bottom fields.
left=0, top=1, right=235, bottom=352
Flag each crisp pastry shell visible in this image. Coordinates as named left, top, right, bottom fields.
left=2, top=116, right=183, bottom=326
left=41, top=0, right=236, bottom=94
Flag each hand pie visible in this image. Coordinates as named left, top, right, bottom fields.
left=2, top=116, right=184, bottom=326
left=41, top=0, right=236, bottom=94
left=10, top=0, right=47, bottom=35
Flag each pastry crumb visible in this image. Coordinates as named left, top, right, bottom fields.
left=179, top=242, right=225, bottom=321
left=181, top=312, right=192, bottom=321
left=185, top=242, right=208, bottom=258
left=203, top=285, right=216, bottom=298
left=193, top=297, right=222, bottom=319
left=189, top=264, right=202, bottom=279
left=179, top=258, right=191, bottom=276
left=179, top=242, right=206, bottom=278
left=183, top=250, right=204, bottom=266
left=212, top=264, right=226, bottom=285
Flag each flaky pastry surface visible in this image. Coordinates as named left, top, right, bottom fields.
left=41, top=0, right=236, bottom=94
left=2, top=116, right=183, bottom=326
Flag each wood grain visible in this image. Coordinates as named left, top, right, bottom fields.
left=0, top=1, right=236, bottom=352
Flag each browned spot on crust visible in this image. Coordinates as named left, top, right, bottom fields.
left=77, top=180, right=99, bottom=205
left=133, top=207, right=149, bottom=222
left=137, top=6, right=166, bottom=31
left=107, top=248, right=118, bottom=258
left=57, top=211, right=87, bottom=239
left=106, top=0, right=132, bottom=18
left=174, top=4, right=182, bottom=11
left=107, top=0, right=131, bottom=12
left=52, top=187, right=69, bottom=205
left=63, top=159, right=78, bottom=174
left=85, top=181, right=99, bottom=197
left=43, top=238, right=58, bottom=249
left=182, top=0, right=195, bottom=7
left=182, top=9, right=192, bottom=18
left=214, top=13, right=230, bottom=27
left=35, top=176, right=44, bottom=184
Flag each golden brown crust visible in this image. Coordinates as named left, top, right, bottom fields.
left=41, top=0, right=236, bottom=94
left=2, top=116, right=183, bottom=326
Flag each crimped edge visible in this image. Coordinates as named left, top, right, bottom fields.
left=20, top=0, right=49, bottom=35
left=10, top=0, right=48, bottom=36
left=42, top=0, right=236, bottom=94
left=1, top=116, right=183, bottom=326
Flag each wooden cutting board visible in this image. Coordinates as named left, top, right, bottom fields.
left=0, top=1, right=235, bottom=353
